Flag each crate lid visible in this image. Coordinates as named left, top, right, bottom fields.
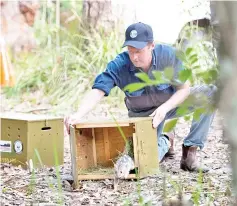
left=75, top=117, right=153, bottom=128
left=0, top=112, right=63, bottom=121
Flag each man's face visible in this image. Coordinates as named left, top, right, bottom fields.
left=127, top=43, right=154, bottom=69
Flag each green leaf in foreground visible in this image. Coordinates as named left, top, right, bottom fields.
left=176, top=106, right=189, bottom=116
left=208, top=69, right=218, bottom=80
left=135, top=72, right=153, bottom=83
left=164, top=67, right=174, bottom=80
left=184, top=115, right=191, bottom=121
left=123, top=83, right=147, bottom=93
left=193, top=107, right=206, bottom=121
left=191, top=57, right=198, bottom=65
left=185, top=47, right=193, bottom=56
left=189, top=54, right=198, bottom=62
left=163, top=119, right=178, bottom=133
left=178, top=69, right=192, bottom=82
left=152, top=71, right=167, bottom=84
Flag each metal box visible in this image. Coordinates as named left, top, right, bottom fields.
left=0, top=113, right=64, bottom=168
left=69, top=117, right=159, bottom=188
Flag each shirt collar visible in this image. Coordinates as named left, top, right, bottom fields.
left=129, top=49, right=156, bottom=72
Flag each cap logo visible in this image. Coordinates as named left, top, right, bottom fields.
left=130, top=30, right=137, bottom=38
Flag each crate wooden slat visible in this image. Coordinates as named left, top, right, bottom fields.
left=69, top=125, right=79, bottom=189
left=134, top=120, right=159, bottom=177
left=77, top=174, right=137, bottom=181
left=74, top=117, right=153, bottom=128
left=92, top=128, right=97, bottom=166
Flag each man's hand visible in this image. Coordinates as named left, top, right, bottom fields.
left=64, top=114, right=82, bottom=136
left=149, top=105, right=169, bottom=128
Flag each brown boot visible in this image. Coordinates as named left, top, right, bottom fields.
left=180, top=144, right=209, bottom=172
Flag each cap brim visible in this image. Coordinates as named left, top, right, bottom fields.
left=122, top=41, right=148, bottom=49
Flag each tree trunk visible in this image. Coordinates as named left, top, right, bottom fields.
left=82, top=0, right=137, bottom=32
left=214, top=1, right=237, bottom=200
left=82, top=0, right=113, bottom=30
left=0, top=0, right=40, bottom=52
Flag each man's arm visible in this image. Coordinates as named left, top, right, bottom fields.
left=65, top=89, right=105, bottom=133
left=149, top=81, right=190, bottom=128
left=160, top=81, right=191, bottom=113
left=75, top=88, right=105, bottom=119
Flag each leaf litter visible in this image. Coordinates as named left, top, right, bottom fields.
left=0, top=93, right=233, bottom=205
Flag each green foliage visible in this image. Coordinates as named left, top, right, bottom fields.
left=176, top=105, right=189, bottom=116
left=193, top=107, right=207, bottom=121
left=34, top=149, right=64, bottom=204
left=163, top=119, right=178, bottom=133
left=3, top=2, right=124, bottom=113
left=152, top=70, right=164, bottom=82
left=123, top=68, right=174, bottom=93
left=162, top=170, right=229, bottom=205
left=53, top=146, right=63, bottom=204
left=164, top=67, right=174, bottom=80
left=176, top=23, right=219, bottom=85
left=135, top=177, right=152, bottom=206
left=176, top=46, right=218, bottom=85
left=178, top=69, right=192, bottom=82
left=135, top=73, right=153, bottom=83
left=124, top=82, right=149, bottom=93
left=27, top=170, right=36, bottom=196
left=192, top=170, right=203, bottom=205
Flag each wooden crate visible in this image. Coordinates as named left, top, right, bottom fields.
left=0, top=113, right=64, bottom=168
left=69, top=117, right=159, bottom=188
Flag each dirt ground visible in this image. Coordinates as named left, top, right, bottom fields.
left=0, top=96, right=233, bottom=206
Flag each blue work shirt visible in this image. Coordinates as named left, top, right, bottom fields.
left=92, top=44, right=184, bottom=112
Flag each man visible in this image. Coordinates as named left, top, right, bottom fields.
left=65, top=22, right=216, bottom=172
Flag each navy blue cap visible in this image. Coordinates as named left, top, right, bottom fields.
left=122, top=22, right=154, bottom=49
